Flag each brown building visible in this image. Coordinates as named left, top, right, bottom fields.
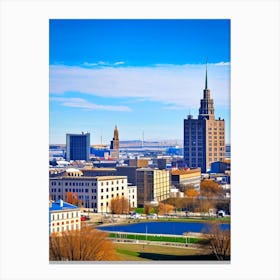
left=110, top=125, right=119, bottom=159
left=184, top=63, right=226, bottom=172
left=124, top=158, right=150, bottom=168
left=171, top=168, right=201, bottom=190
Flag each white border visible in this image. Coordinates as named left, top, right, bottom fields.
left=0, top=0, right=279, bottom=279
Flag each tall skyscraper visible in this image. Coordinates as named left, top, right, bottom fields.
left=110, top=125, right=119, bottom=159
left=184, top=63, right=225, bottom=172
left=66, top=132, right=90, bottom=161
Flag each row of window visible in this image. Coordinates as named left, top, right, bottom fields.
left=51, top=181, right=96, bottom=186
left=51, top=179, right=125, bottom=187
left=51, top=224, right=80, bottom=233
left=51, top=211, right=79, bottom=220
left=209, top=153, right=224, bottom=156
left=209, top=147, right=224, bottom=151
left=51, top=186, right=126, bottom=193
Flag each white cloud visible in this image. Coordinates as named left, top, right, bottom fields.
left=214, top=61, right=230, bottom=66
left=83, top=61, right=125, bottom=67
left=50, top=63, right=230, bottom=108
left=50, top=97, right=131, bottom=112
left=114, top=61, right=125, bottom=65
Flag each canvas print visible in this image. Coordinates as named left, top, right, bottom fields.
left=49, top=19, right=231, bottom=262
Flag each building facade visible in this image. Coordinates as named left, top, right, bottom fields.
left=136, top=168, right=170, bottom=207
left=49, top=199, right=81, bottom=234
left=127, top=184, right=137, bottom=209
left=66, top=132, right=90, bottom=162
left=171, top=168, right=201, bottom=190
left=49, top=169, right=135, bottom=213
left=184, top=64, right=225, bottom=172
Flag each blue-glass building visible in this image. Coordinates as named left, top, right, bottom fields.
left=66, top=132, right=90, bottom=161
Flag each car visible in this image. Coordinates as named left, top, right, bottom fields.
left=147, top=213, right=158, bottom=219
left=129, top=213, right=141, bottom=219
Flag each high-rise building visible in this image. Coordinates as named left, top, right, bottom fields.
left=110, top=125, right=119, bottom=159
left=184, top=63, right=226, bottom=172
left=66, top=132, right=90, bottom=161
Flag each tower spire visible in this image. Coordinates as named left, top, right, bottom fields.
left=205, top=59, right=208, bottom=90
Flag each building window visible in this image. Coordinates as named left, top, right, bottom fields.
left=111, top=188, right=114, bottom=191
left=101, top=189, right=104, bottom=193
left=106, top=188, right=109, bottom=192
left=101, top=196, right=103, bottom=199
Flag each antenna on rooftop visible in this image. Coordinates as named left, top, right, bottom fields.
left=100, top=129, right=103, bottom=145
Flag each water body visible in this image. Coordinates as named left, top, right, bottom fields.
left=98, top=221, right=230, bottom=235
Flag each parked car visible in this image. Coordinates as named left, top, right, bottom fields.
left=147, top=213, right=158, bottom=219
left=129, top=213, right=141, bottom=219
left=217, top=210, right=225, bottom=217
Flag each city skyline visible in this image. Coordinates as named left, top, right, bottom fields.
left=50, top=19, right=230, bottom=144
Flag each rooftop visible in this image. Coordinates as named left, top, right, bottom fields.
left=49, top=199, right=79, bottom=212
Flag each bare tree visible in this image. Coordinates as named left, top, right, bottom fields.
left=49, top=224, right=120, bottom=261
left=204, top=221, right=230, bottom=260
left=110, top=196, right=130, bottom=214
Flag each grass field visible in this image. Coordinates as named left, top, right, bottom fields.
left=114, top=243, right=217, bottom=261
left=109, top=233, right=205, bottom=244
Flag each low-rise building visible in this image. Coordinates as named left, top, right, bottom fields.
left=49, top=168, right=135, bottom=213
left=171, top=168, right=201, bottom=190
left=49, top=199, right=81, bottom=234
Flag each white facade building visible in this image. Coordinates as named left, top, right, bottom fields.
left=127, top=184, right=137, bottom=209
left=49, top=199, right=81, bottom=234
left=49, top=169, right=136, bottom=213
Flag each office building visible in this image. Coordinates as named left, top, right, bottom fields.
left=49, top=168, right=135, bottom=213
left=66, top=132, right=90, bottom=161
left=184, top=64, right=225, bottom=172
left=136, top=168, right=170, bottom=207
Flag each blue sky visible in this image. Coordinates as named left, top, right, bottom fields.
left=49, top=19, right=230, bottom=145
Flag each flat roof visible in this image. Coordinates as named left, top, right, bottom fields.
left=50, top=175, right=127, bottom=180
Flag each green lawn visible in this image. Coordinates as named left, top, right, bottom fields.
left=109, top=233, right=203, bottom=244
left=114, top=243, right=216, bottom=261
